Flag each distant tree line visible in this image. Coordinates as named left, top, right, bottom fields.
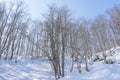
left=0, top=1, right=120, bottom=79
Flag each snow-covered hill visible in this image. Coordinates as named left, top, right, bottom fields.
left=0, top=47, right=120, bottom=80
left=60, top=47, right=120, bottom=80
left=0, top=58, right=54, bottom=80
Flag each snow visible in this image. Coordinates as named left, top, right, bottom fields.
left=60, top=62, right=120, bottom=80
left=0, top=47, right=120, bottom=80
left=0, top=58, right=54, bottom=80
left=60, top=47, right=120, bottom=80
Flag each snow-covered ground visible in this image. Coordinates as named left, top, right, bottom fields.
left=60, top=47, right=120, bottom=80
left=0, top=47, right=120, bottom=80
left=0, top=57, right=54, bottom=80
left=60, top=61, right=120, bottom=80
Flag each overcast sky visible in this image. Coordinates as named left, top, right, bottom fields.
left=0, top=0, right=120, bottom=19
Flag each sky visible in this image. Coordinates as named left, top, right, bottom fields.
left=0, top=0, right=120, bottom=19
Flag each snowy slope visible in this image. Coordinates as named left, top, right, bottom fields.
left=60, top=47, right=120, bottom=80
left=0, top=57, right=54, bottom=80
left=0, top=47, right=120, bottom=80
left=60, top=62, right=120, bottom=80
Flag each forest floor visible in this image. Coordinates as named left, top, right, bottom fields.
left=0, top=47, right=120, bottom=80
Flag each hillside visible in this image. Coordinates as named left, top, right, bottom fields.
left=0, top=47, right=120, bottom=80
